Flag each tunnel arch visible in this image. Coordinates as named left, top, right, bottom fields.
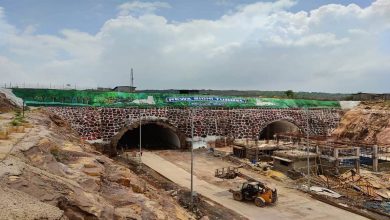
left=111, top=120, right=188, bottom=152
left=258, top=119, right=303, bottom=140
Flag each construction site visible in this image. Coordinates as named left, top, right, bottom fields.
left=2, top=0, right=390, bottom=218
left=1, top=87, right=390, bottom=220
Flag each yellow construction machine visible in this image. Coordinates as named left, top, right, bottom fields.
left=230, top=181, right=277, bottom=207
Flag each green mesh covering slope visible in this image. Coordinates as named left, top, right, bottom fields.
left=12, top=88, right=340, bottom=108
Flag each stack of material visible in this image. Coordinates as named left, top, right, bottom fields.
left=315, top=169, right=390, bottom=201
left=214, top=166, right=239, bottom=179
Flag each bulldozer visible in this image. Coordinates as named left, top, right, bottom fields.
left=230, top=181, right=277, bottom=207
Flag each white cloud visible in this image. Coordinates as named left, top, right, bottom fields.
left=0, top=7, right=16, bottom=45
left=215, top=0, right=233, bottom=6
left=0, top=1, right=390, bottom=92
left=117, top=1, right=171, bottom=16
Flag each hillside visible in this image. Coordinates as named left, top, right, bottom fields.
left=0, top=109, right=194, bottom=220
left=0, top=88, right=23, bottom=112
left=332, top=101, right=390, bottom=145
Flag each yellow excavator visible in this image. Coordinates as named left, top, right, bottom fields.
left=230, top=181, right=277, bottom=207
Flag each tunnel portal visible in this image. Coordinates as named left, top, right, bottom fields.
left=259, top=120, right=301, bottom=140
left=116, top=123, right=181, bottom=150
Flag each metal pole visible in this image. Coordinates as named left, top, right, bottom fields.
left=190, top=108, right=194, bottom=208
left=214, top=118, right=218, bottom=149
left=139, top=108, right=142, bottom=167
left=306, top=107, right=311, bottom=190
left=22, top=100, right=25, bottom=117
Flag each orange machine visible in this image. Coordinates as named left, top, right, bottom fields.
left=230, top=181, right=277, bottom=207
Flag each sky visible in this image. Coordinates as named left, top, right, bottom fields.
left=0, top=0, right=389, bottom=93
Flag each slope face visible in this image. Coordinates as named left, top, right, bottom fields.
left=0, top=109, right=194, bottom=220
left=332, top=102, right=390, bottom=145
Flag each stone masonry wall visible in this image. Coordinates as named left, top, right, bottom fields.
left=48, top=107, right=341, bottom=145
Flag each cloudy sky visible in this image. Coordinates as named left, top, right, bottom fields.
left=0, top=0, right=389, bottom=93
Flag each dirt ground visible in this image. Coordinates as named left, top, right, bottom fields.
left=155, top=149, right=293, bottom=192
left=153, top=149, right=369, bottom=220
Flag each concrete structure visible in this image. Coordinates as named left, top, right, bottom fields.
left=360, top=145, right=390, bottom=172
left=48, top=107, right=341, bottom=153
left=318, top=146, right=360, bottom=175
left=112, top=86, right=136, bottom=93
left=272, top=150, right=318, bottom=174
left=233, top=140, right=291, bottom=162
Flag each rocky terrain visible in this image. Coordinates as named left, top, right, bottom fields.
left=332, top=101, right=390, bottom=145
left=0, top=109, right=194, bottom=220
left=0, top=88, right=23, bottom=113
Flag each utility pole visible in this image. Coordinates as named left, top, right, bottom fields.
left=190, top=108, right=195, bottom=208
left=214, top=118, right=218, bottom=149
left=131, top=68, right=134, bottom=91
left=22, top=100, right=25, bottom=117
left=306, top=107, right=311, bottom=190
left=139, top=108, right=142, bottom=167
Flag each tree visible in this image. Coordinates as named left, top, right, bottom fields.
left=285, top=90, right=294, bottom=99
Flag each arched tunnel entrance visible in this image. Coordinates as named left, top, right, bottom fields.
left=259, top=120, right=301, bottom=140
left=114, top=122, right=185, bottom=151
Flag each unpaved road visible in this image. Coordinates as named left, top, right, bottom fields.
left=142, top=151, right=368, bottom=220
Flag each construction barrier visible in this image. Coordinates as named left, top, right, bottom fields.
left=12, top=88, right=341, bottom=109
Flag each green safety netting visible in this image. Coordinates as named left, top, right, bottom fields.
left=12, top=88, right=341, bottom=108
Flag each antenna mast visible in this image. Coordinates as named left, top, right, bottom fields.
left=130, top=68, right=134, bottom=88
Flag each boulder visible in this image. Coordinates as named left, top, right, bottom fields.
left=114, top=204, right=142, bottom=220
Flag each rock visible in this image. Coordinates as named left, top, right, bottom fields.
left=130, top=179, right=145, bottom=193
left=0, top=186, right=64, bottom=220
left=83, top=163, right=97, bottom=168
left=0, top=88, right=22, bottom=112
left=63, top=143, right=83, bottom=152
left=96, top=157, right=109, bottom=164
left=79, top=177, right=101, bottom=192
left=48, top=113, right=69, bottom=128
left=0, top=109, right=195, bottom=220
left=117, top=178, right=131, bottom=187
left=200, top=215, right=210, bottom=220
left=107, top=165, right=133, bottom=187
left=165, top=189, right=177, bottom=196
left=332, top=102, right=390, bottom=145
left=70, top=157, right=104, bottom=177
left=25, top=146, right=66, bottom=176
left=0, top=158, right=24, bottom=177
left=8, top=175, right=20, bottom=182
left=114, top=204, right=142, bottom=220
left=62, top=208, right=84, bottom=220
left=166, top=189, right=175, bottom=194
left=68, top=189, right=115, bottom=219
left=82, top=167, right=103, bottom=177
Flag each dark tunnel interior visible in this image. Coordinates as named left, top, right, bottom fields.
left=117, top=123, right=181, bottom=150
left=259, top=120, right=301, bottom=140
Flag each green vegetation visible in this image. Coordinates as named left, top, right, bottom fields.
left=285, top=90, right=295, bottom=99
left=140, top=89, right=352, bottom=100
left=10, top=110, right=27, bottom=126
